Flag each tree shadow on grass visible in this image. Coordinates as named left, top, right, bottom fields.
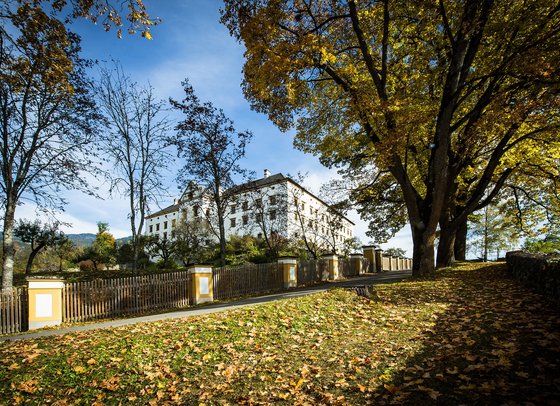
left=377, top=264, right=560, bottom=405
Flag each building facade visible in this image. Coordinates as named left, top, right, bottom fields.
left=145, top=170, right=354, bottom=253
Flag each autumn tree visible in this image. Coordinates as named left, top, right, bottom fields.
left=169, top=80, right=253, bottom=267
left=87, top=222, right=117, bottom=271
left=221, top=0, right=560, bottom=276
left=0, top=24, right=100, bottom=291
left=97, top=63, right=171, bottom=273
left=0, top=0, right=157, bottom=292
left=13, top=219, right=65, bottom=275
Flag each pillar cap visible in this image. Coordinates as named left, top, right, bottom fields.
left=362, top=245, right=377, bottom=249
left=278, top=255, right=298, bottom=260
left=350, top=253, right=364, bottom=257
left=187, top=265, right=213, bottom=274
left=27, top=276, right=65, bottom=282
left=28, top=279, right=64, bottom=289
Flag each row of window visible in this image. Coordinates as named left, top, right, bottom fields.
left=148, top=219, right=177, bottom=234
left=230, top=210, right=277, bottom=228
left=230, top=195, right=278, bottom=214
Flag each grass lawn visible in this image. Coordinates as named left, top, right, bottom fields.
left=1, top=262, right=559, bottom=405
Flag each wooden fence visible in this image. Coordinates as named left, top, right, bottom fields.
left=297, top=258, right=328, bottom=285
left=213, top=262, right=283, bottom=300
left=3, top=255, right=381, bottom=334
left=63, top=271, right=192, bottom=323
left=0, top=287, right=28, bottom=334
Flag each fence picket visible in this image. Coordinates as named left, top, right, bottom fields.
left=1, top=287, right=28, bottom=334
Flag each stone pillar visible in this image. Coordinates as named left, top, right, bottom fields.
left=375, top=249, right=384, bottom=272
left=349, top=253, right=364, bottom=276
left=27, top=278, right=64, bottom=330
left=322, top=254, right=339, bottom=280
left=188, top=265, right=214, bottom=305
left=362, top=245, right=376, bottom=273
left=397, top=257, right=403, bottom=270
left=278, top=257, right=298, bottom=288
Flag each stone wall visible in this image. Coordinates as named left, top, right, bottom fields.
left=506, top=251, right=560, bottom=307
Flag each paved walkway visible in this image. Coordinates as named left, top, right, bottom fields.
left=1, top=270, right=412, bottom=342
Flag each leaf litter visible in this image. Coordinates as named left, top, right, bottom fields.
left=0, top=262, right=559, bottom=404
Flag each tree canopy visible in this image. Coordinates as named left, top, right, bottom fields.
left=221, top=0, right=560, bottom=275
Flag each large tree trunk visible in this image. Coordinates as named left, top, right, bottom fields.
left=437, top=227, right=456, bottom=268
left=2, top=200, right=16, bottom=294
left=411, top=224, right=436, bottom=276
left=454, top=219, right=468, bottom=261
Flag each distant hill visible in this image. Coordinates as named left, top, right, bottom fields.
left=67, top=233, right=95, bottom=246
left=67, top=233, right=132, bottom=247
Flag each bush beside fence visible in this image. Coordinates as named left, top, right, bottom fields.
left=0, top=287, right=28, bottom=334
left=506, top=251, right=560, bottom=306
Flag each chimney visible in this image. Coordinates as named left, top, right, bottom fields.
left=264, top=169, right=271, bottom=178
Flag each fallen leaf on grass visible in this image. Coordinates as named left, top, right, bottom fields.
left=384, top=383, right=400, bottom=394
left=16, top=379, right=38, bottom=394
left=99, top=376, right=120, bottom=391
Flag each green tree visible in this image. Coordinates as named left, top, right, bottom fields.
left=52, top=237, right=78, bottom=272
left=173, top=217, right=214, bottom=267
left=523, top=235, right=560, bottom=255
left=468, top=202, right=520, bottom=261
left=145, top=235, right=177, bottom=269
left=384, top=248, right=407, bottom=259
left=221, top=0, right=560, bottom=276
left=87, top=222, right=117, bottom=271
left=13, top=219, right=65, bottom=275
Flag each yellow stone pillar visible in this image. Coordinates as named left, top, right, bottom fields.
left=27, top=278, right=64, bottom=330
left=349, top=253, right=364, bottom=276
left=278, top=257, right=298, bottom=288
left=188, top=266, right=214, bottom=305
left=362, top=245, right=377, bottom=273
left=322, top=254, right=339, bottom=280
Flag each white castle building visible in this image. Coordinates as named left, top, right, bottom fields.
left=145, top=170, right=354, bottom=253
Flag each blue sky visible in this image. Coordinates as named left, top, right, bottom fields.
left=16, top=0, right=413, bottom=254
